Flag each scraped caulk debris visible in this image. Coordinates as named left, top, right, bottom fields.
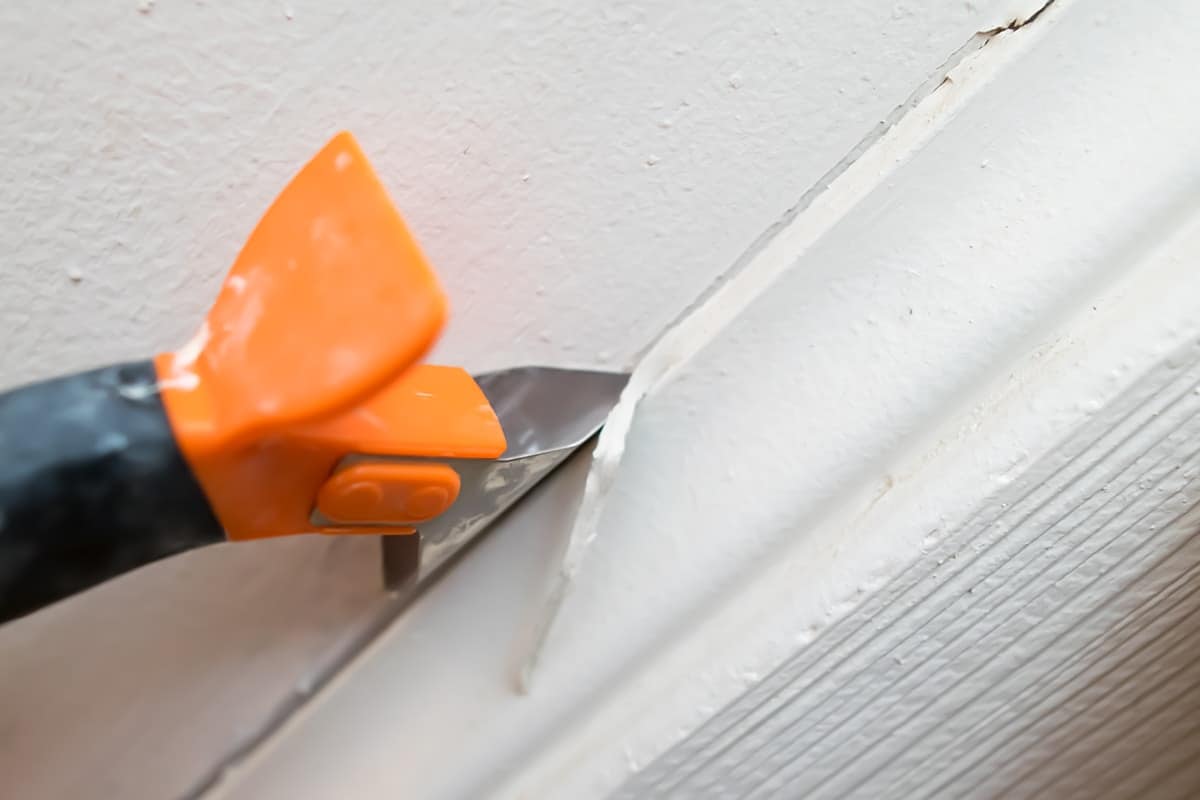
left=518, top=227, right=819, bottom=690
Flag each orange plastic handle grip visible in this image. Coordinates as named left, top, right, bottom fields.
left=156, top=133, right=505, bottom=540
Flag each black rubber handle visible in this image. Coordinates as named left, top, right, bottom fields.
left=0, top=360, right=225, bottom=622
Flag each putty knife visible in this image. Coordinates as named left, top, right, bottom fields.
left=0, top=132, right=625, bottom=623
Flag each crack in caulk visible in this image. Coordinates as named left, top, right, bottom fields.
left=979, top=0, right=1057, bottom=37
left=516, top=0, right=1064, bottom=692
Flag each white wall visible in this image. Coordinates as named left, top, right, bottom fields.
left=0, top=0, right=1023, bottom=380
left=0, top=2, right=1040, bottom=798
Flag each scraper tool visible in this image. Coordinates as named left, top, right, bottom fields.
left=0, top=132, right=626, bottom=623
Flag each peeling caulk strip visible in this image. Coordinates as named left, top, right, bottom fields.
left=517, top=0, right=1063, bottom=692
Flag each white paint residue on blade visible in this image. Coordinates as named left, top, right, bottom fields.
left=517, top=3, right=1063, bottom=691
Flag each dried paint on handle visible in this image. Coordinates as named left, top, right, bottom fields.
left=0, top=361, right=224, bottom=622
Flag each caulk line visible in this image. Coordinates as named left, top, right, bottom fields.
left=517, top=0, right=1065, bottom=693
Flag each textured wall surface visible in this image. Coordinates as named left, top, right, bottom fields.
left=0, top=2, right=1029, bottom=798
left=0, top=1, right=1015, bottom=382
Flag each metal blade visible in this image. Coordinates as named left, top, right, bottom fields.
left=381, top=367, right=628, bottom=591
